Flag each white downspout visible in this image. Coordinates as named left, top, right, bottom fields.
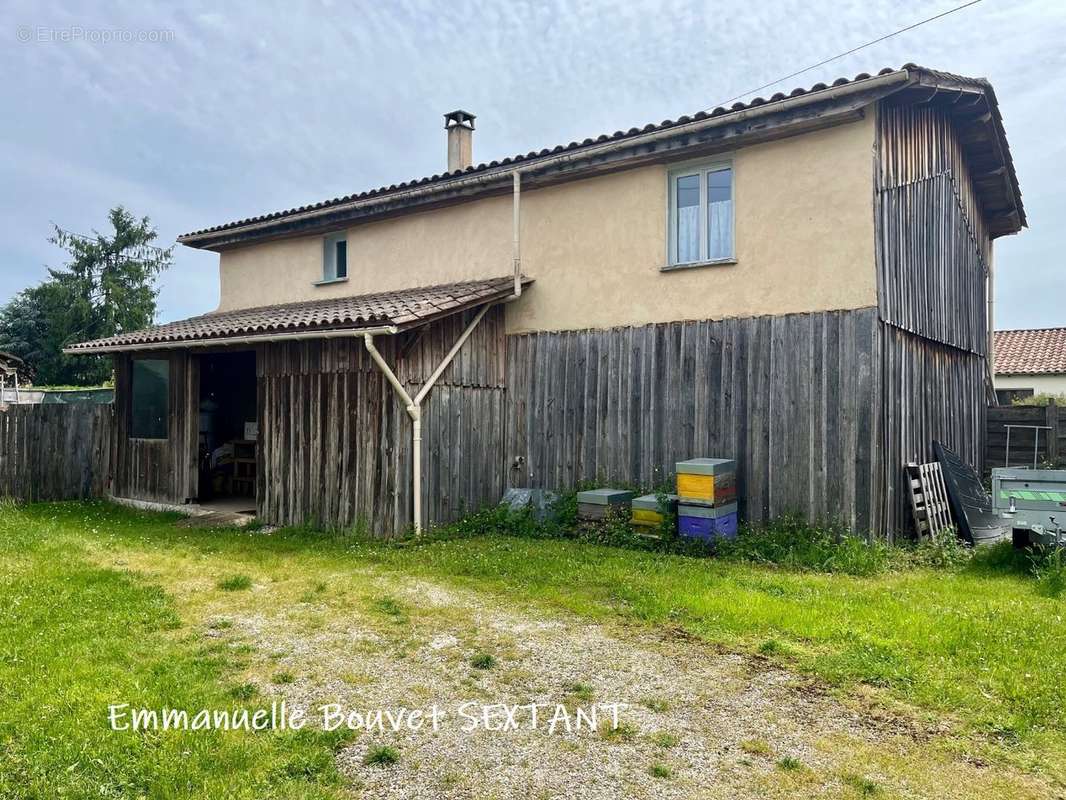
left=513, top=171, right=522, bottom=298
left=988, top=246, right=996, bottom=387
left=365, top=300, right=493, bottom=535
left=363, top=167, right=525, bottom=535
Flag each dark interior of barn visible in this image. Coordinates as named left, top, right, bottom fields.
left=197, top=350, right=257, bottom=506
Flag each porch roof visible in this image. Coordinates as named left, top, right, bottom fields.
left=64, top=276, right=529, bottom=355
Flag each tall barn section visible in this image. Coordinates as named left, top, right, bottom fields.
left=873, top=98, right=1004, bottom=537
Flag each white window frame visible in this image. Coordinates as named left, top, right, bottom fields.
left=666, top=159, right=735, bottom=269
left=318, top=232, right=348, bottom=284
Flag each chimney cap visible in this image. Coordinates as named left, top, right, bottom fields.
left=444, top=110, right=476, bottom=130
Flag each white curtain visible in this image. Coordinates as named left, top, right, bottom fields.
left=708, top=199, right=733, bottom=260
left=677, top=205, right=700, bottom=263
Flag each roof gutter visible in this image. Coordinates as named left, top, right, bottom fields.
left=180, top=70, right=912, bottom=249
left=61, top=323, right=400, bottom=356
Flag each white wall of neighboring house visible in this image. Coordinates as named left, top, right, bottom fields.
left=994, top=373, right=1066, bottom=395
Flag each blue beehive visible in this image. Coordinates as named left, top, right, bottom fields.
left=678, top=502, right=738, bottom=542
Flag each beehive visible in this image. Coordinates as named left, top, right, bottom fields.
left=676, top=458, right=736, bottom=506
left=630, top=494, right=678, bottom=527
left=576, top=488, right=635, bottom=520
left=677, top=502, right=738, bottom=542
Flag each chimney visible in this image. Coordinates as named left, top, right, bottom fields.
left=444, top=110, right=475, bottom=172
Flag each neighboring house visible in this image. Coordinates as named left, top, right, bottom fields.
left=66, top=64, right=1025, bottom=538
left=994, top=328, right=1066, bottom=404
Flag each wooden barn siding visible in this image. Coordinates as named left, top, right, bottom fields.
left=504, top=308, right=882, bottom=534
left=876, top=104, right=990, bottom=356
left=877, top=324, right=986, bottom=536
left=873, top=101, right=994, bottom=538
left=112, top=351, right=199, bottom=504
left=257, top=306, right=506, bottom=533
left=0, top=403, right=113, bottom=501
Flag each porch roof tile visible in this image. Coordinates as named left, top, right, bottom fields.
left=65, top=276, right=529, bottom=354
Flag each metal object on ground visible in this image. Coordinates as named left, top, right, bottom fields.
left=992, top=467, right=1066, bottom=548
left=934, top=441, right=1007, bottom=545
left=500, top=488, right=559, bottom=522
left=1004, top=424, right=1053, bottom=469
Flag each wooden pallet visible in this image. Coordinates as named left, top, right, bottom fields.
left=906, top=461, right=954, bottom=539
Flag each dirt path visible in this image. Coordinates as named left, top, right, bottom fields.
left=94, top=543, right=1055, bottom=799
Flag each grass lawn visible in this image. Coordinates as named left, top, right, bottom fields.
left=1, top=500, right=1064, bottom=798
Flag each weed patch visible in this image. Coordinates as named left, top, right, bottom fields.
left=218, top=574, right=253, bottom=591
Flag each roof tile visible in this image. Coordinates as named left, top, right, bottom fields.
left=66, top=276, right=528, bottom=353
left=994, top=329, right=1066, bottom=375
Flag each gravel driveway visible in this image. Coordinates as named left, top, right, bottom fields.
left=198, top=575, right=1044, bottom=800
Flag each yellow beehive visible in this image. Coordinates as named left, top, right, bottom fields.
left=676, top=459, right=736, bottom=506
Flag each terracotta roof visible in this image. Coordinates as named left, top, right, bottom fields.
left=65, top=276, right=528, bottom=354
left=178, top=63, right=1024, bottom=249
left=994, top=328, right=1066, bottom=375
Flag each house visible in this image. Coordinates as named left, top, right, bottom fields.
left=66, top=64, right=1025, bottom=538
left=994, top=328, right=1066, bottom=404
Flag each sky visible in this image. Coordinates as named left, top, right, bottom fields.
left=1, top=0, right=1063, bottom=330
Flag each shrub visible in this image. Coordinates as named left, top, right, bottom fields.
left=1011, top=392, right=1066, bottom=407
left=717, top=515, right=896, bottom=576
left=909, top=526, right=972, bottom=570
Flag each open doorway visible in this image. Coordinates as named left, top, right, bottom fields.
left=197, top=350, right=257, bottom=513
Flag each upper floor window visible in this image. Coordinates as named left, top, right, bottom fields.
left=131, top=358, right=169, bottom=439
left=322, top=233, right=348, bottom=282
left=668, top=163, right=734, bottom=266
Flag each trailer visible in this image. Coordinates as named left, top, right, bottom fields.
left=992, top=467, right=1066, bottom=548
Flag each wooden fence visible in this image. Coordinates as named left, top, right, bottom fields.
left=986, top=402, right=1065, bottom=471
left=0, top=403, right=113, bottom=501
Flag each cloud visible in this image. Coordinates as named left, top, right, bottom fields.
left=2, top=0, right=1064, bottom=326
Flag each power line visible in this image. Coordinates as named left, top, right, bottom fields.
left=705, top=0, right=986, bottom=111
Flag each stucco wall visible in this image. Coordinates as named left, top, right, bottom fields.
left=216, top=111, right=878, bottom=333
left=995, top=373, right=1066, bottom=395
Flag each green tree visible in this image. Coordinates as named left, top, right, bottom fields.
left=0, top=207, right=172, bottom=385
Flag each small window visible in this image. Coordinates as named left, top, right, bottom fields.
left=322, top=233, right=348, bottom=282
left=131, top=358, right=169, bottom=439
left=668, top=163, right=734, bottom=266
left=996, top=388, right=1034, bottom=406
